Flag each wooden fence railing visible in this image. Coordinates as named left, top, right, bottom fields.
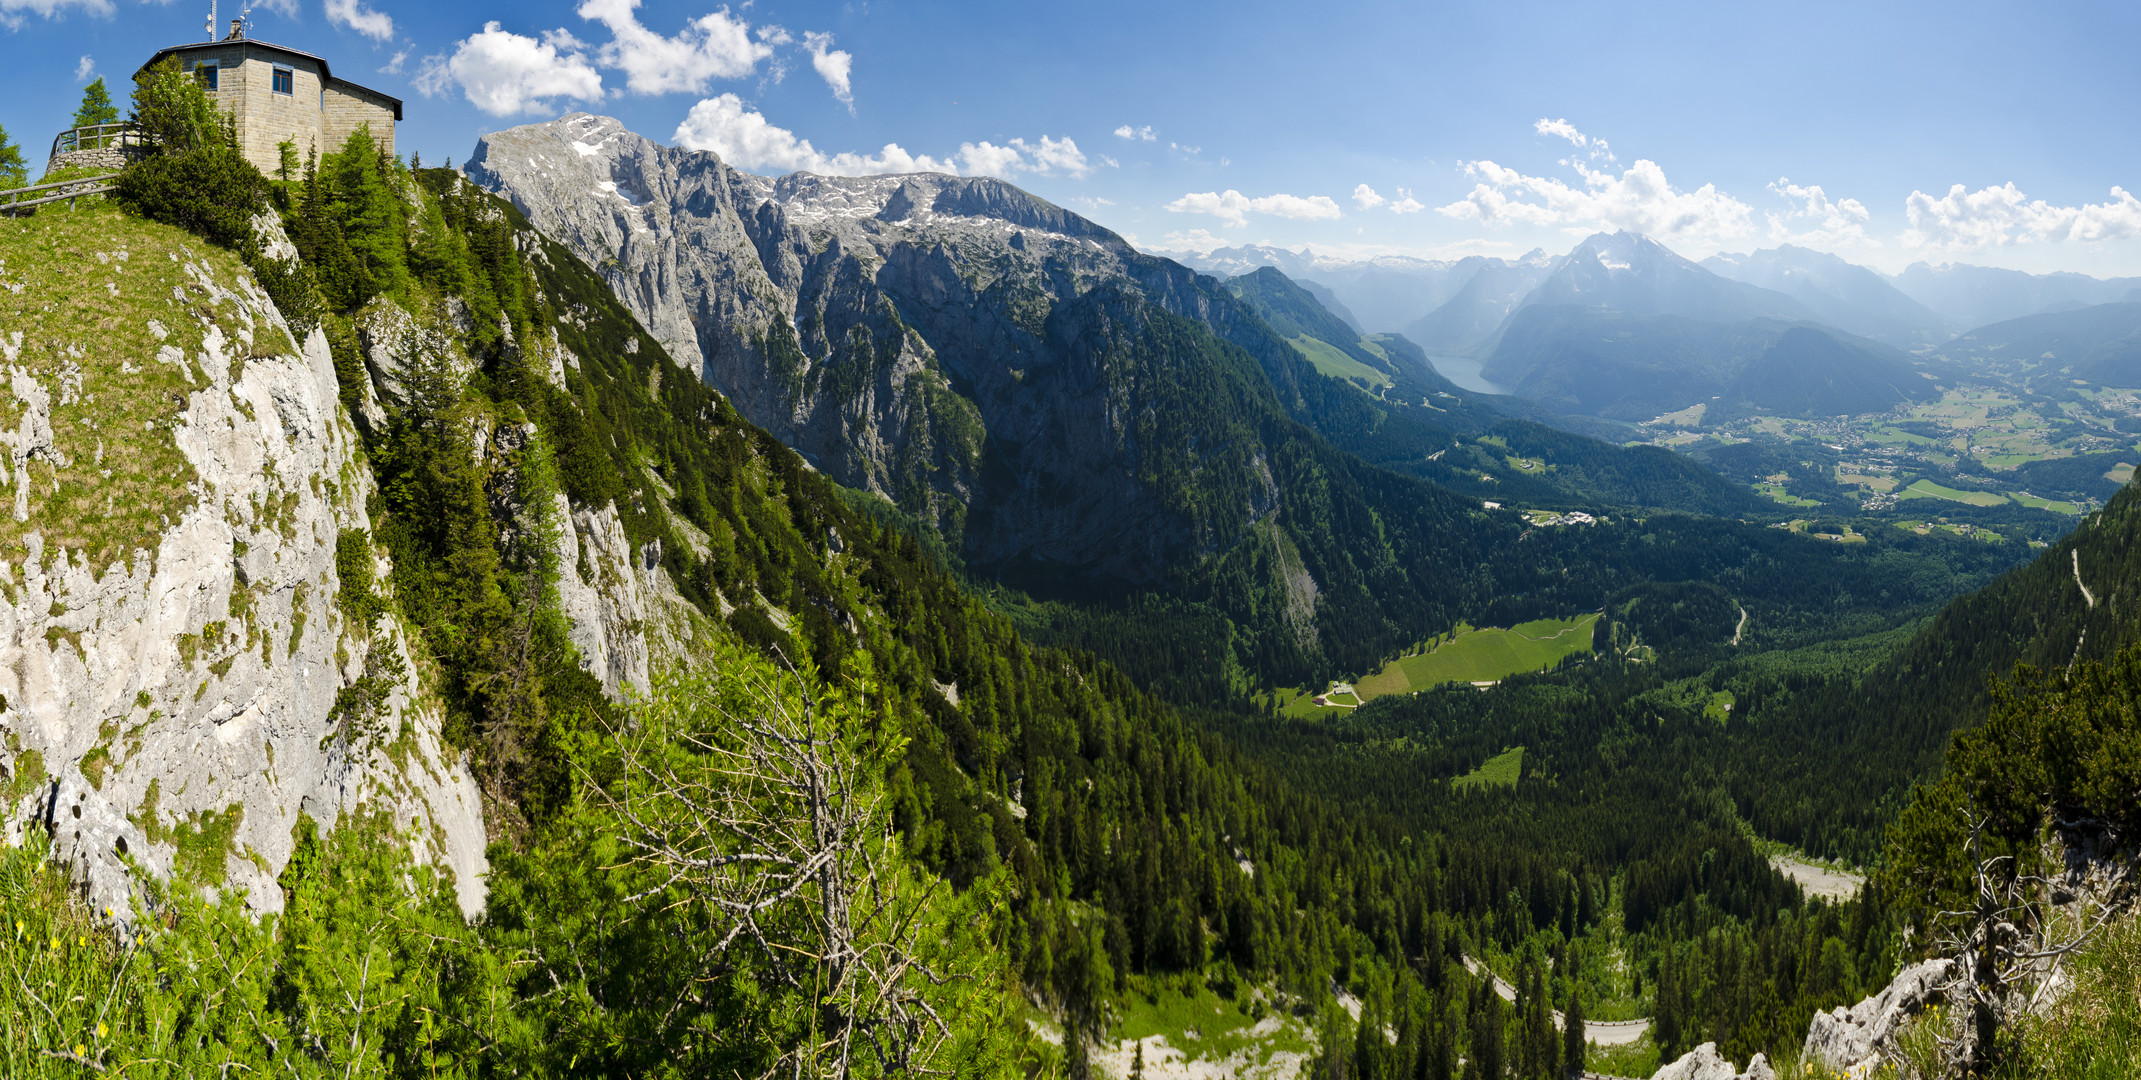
left=0, top=175, right=119, bottom=215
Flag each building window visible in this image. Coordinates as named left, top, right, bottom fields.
left=273, top=67, right=293, bottom=95
left=195, top=62, right=219, bottom=91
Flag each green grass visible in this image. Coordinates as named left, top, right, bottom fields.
left=1703, top=689, right=1737, bottom=724
left=1108, top=973, right=1314, bottom=1071
left=1288, top=334, right=1390, bottom=390
left=0, top=201, right=275, bottom=572
left=1754, top=482, right=1821, bottom=507
left=1898, top=478, right=2009, bottom=507
left=2013, top=492, right=2083, bottom=514
left=1362, top=614, right=1597, bottom=697
left=1454, top=746, right=1523, bottom=789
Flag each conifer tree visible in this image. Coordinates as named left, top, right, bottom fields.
left=0, top=124, right=24, bottom=189
left=71, top=77, right=118, bottom=129
left=1562, top=994, right=1585, bottom=1078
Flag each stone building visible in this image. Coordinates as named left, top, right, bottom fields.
left=139, top=20, right=401, bottom=176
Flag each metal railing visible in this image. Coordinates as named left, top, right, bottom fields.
left=49, top=122, right=144, bottom=158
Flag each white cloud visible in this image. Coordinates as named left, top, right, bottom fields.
left=73, top=54, right=91, bottom=80
left=674, top=94, right=1093, bottom=179
left=1436, top=153, right=1753, bottom=247
left=575, top=0, right=772, bottom=95
left=802, top=31, right=852, bottom=107
left=1902, top=182, right=2141, bottom=251
left=0, top=0, right=111, bottom=30
left=675, top=94, right=947, bottom=173
left=324, top=0, right=395, bottom=41
left=1158, top=229, right=1230, bottom=253
left=1535, top=117, right=1613, bottom=162
left=1166, top=189, right=1343, bottom=228
left=415, top=22, right=605, bottom=117
left=1389, top=187, right=1424, bottom=214
left=1352, top=184, right=1386, bottom=211
left=1766, top=178, right=1873, bottom=247
left=379, top=48, right=409, bottom=75
left=1114, top=124, right=1156, bottom=142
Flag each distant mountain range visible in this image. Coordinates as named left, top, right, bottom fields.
left=1704, top=245, right=1953, bottom=348
left=1170, top=235, right=2141, bottom=356
left=1174, top=231, right=2141, bottom=425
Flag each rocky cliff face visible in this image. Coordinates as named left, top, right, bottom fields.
left=465, top=114, right=1298, bottom=589
left=0, top=217, right=489, bottom=917
left=0, top=202, right=697, bottom=921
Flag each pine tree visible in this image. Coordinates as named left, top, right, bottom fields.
left=71, top=77, right=118, bottom=129
left=1562, top=993, right=1585, bottom=1078
left=0, top=124, right=24, bottom=189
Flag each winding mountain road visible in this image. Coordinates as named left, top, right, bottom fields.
left=1462, top=956, right=1650, bottom=1047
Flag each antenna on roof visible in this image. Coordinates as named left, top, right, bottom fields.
left=205, top=0, right=215, bottom=41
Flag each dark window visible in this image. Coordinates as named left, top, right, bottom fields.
left=273, top=67, right=293, bottom=95
left=196, top=63, right=218, bottom=91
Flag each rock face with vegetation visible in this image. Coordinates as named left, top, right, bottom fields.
left=0, top=204, right=486, bottom=918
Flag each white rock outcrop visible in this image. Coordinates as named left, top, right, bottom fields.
left=1650, top=1043, right=1773, bottom=1080
left=1801, top=957, right=1957, bottom=1076
left=0, top=253, right=488, bottom=919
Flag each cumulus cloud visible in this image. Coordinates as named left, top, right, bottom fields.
left=1766, top=178, right=1873, bottom=247
left=1166, top=190, right=1343, bottom=228
left=674, top=94, right=1090, bottom=179
left=1114, top=124, right=1156, bottom=142
left=414, top=22, right=605, bottom=116
left=801, top=31, right=852, bottom=107
left=1435, top=129, right=1754, bottom=247
left=0, top=0, right=111, bottom=30
left=1902, top=183, right=2141, bottom=251
left=73, top=54, right=91, bottom=80
left=574, top=0, right=772, bottom=95
left=1158, top=229, right=1230, bottom=253
left=1354, top=184, right=1424, bottom=214
left=324, top=0, right=395, bottom=41
left=379, top=49, right=409, bottom=75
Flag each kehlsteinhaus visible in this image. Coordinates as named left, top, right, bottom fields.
left=141, top=19, right=401, bottom=175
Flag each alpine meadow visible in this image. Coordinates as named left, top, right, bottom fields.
left=0, top=3, right=2137, bottom=1078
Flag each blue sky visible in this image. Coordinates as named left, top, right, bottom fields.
left=7, top=0, right=2140, bottom=275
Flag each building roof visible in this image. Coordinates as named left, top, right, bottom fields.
left=140, top=38, right=404, bottom=120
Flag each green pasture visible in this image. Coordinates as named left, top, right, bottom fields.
left=1288, top=335, right=1391, bottom=391
left=2012, top=492, right=2083, bottom=514
left=1355, top=614, right=1597, bottom=700
left=1454, top=747, right=1524, bottom=789
left=1898, top=479, right=2008, bottom=507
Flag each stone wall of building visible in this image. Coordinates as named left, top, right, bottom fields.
left=228, top=57, right=330, bottom=171
left=164, top=42, right=395, bottom=175
left=322, top=82, right=397, bottom=158
left=42, top=145, right=147, bottom=177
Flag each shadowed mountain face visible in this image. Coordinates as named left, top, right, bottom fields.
left=1401, top=254, right=1557, bottom=354
left=1484, top=306, right=1939, bottom=421
left=1893, top=262, right=2141, bottom=328
left=1704, top=245, right=1955, bottom=348
left=1932, top=302, right=2141, bottom=384
left=1518, top=231, right=1817, bottom=325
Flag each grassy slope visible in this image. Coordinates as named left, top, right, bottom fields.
left=1453, top=746, right=1523, bottom=788
left=0, top=201, right=261, bottom=569
left=1353, top=615, right=1598, bottom=699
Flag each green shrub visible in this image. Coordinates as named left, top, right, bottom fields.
left=114, top=144, right=267, bottom=252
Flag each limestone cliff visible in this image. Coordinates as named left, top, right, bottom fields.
left=0, top=210, right=489, bottom=916
left=465, top=115, right=1291, bottom=586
